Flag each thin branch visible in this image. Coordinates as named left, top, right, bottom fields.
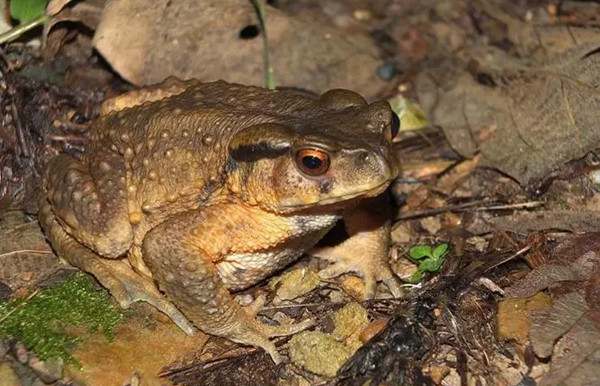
left=471, top=201, right=545, bottom=211
left=484, top=245, right=531, bottom=272
left=0, top=249, right=53, bottom=258
left=0, top=289, right=40, bottom=324
left=0, top=15, right=49, bottom=45
left=395, top=200, right=545, bottom=221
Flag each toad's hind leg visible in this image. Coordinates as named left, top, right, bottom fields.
left=39, top=153, right=195, bottom=334
left=43, top=153, right=132, bottom=257
left=38, top=199, right=195, bottom=335
left=142, top=209, right=314, bottom=364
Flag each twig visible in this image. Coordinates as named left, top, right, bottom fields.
left=12, top=98, right=30, bottom=158
left=0, top=249, right=53, bottom=258
left=261, top=297, right=403, bottom=312
left=0, top=15, right=49, bottom=45
left=395, top=200, right=545, bottom=221
left=48, top=134, right=87, bottom=143
left=471, top=201, right=545, bottom=211
left=0, top=289, right=40, bottom=324
left=261, top=301, right=339, bottom=311
left=485, top=245, right=531, bottom=272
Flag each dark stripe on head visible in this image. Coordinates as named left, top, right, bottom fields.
left=230, top=142, right=290, bottom=162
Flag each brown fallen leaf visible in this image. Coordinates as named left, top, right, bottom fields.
left=418, top=43, right=600, bottom=185
left=504, top=265, right=579, bottom=299
left=43, top=0, right=103, bottom=59
left=475, top=1, right=600, bottom=59
left=46, top=0, right=76, bottom=16
left=488, top=210, right=600, bottom=234
left=529, top=292, right=588, bottom=358
left=400, top=159, right=455, bottom=180
left=0, top=211, right=60, bottom=291
left=538, top=312, right=600, bottom=386
left=500, top=231, right=600, bottom=385
left=435, top=155, right=480, bottom=195
left=93, top=0, right=385, bottom=97
left=359, top=318, right=388, bottom=344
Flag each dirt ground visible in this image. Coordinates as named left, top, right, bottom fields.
left=1, top=0, right=600, bottom=385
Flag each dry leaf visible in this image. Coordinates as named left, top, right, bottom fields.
left=46, top=0, right=76, bottom=16
left=488, top=210, right=600, bottom=234
left=505, top=265, right=579, bottom=298
left=0, top=211, right=59, bottom=290
left=93, top=0, right=384, bottom=96
left=529, top=292, right=588, bottom=358
left=43, top=0, right=104, bottom=59
left=435, top=155, right=480, bottom=194
left=418, top=43, right=600, bottom=185
left=538, top=313, right=600, bottom=386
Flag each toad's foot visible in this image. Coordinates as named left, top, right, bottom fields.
left=311, top=232, right=402, bottom=299
left=221, top=311, right=315, bottom=364
left=238, top=294, right=316, bottom=361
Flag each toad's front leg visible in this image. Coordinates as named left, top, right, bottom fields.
left=312, top=197, right=402, bottom=299
left=142, top=206, right=313, bottom=364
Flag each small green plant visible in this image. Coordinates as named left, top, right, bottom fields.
left=0, top=273, right=123, bottom=365
left=407, top=243, right=449, bottom=283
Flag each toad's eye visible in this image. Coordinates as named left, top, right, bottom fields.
left=295, top=148, right=330, bottom=176
left=386, top=111, right=400, bottom=141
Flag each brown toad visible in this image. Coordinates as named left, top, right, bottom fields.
left=38, top=78, right=401, bottom=363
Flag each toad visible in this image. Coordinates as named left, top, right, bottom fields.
left=38, top=78, right=401, bottom=363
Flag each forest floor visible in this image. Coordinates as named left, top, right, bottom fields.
left=0, top=1, right=599, bottom=385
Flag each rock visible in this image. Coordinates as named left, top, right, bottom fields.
left=65, top=313, right=207, bottom=386
left=28, top=356, right=63, bottom=383
left=332, top=302, right=369, bottom=343
left=270, top=267, right=320, bottom=302
left=288, top=331, right=353, bottom=378
left=339, top=276, right=366, bottom=300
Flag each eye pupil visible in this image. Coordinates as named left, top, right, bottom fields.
left=390, top=112, right=400, bottom=138
left=302, top=155, right=322, bottom=170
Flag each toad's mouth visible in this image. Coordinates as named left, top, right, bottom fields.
left=280, top=179, right=393, bottom=211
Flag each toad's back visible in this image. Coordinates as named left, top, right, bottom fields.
left=85, top=80, right=325, bottom=220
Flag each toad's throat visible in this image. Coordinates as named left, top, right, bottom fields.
left=216, top=214, right=338, bottom=290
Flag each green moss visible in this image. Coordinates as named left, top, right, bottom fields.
left=0, top=273, right=123, bottom=364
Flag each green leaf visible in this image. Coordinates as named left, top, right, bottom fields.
left=419, top=256, right=444, bottom=273
left=433, top=243, right=449, bottom=259
left=409, top=245, right=433, bottom=260
left=388, top=95, right=430, bottom=132
left=10, top=0, right=48, bottom=24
